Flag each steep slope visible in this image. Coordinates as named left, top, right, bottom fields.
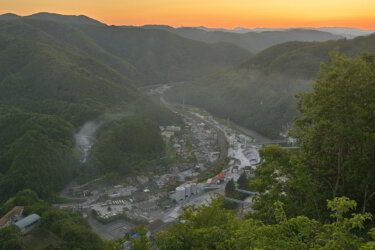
left=166, top=34, right=375, bottom=138
left=140, top=25, right=343, bottom=53
left=0, top=19, right=143, bottom=85
left=0, top=34, right=139, bottom=126
left=0, top=106, right=76, bottom=199
left=74, top=25, right=252, bottom=84
left=0, top=29, right=177, bottom=200
left=0, top=18, right=252, bottom=85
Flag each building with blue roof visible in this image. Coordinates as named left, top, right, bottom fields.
left=14, top=213, right=41, bottom=234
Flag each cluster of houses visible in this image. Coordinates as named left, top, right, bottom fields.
left=0, top=206, right=41, bottom=234
left=160, top=125, right=181, bottom=139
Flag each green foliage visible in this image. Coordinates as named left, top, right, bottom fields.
left=249, top=145, right=324, bottom=223
left=88, top=116, right=165, bottom=177
left=130, top=227, right=149, bottom=250
left=0, top=19, right=251, bottom=86
left=0, top=19, right=181, bottom=200
left=248, top=54, right=375, bottom=223
left=273, top=201, right=287, bottom=223
left=361, top=229, right=375, bottom=250
left=237, top=172, right=250, bottom=190
left=155, top=197, right=373, bottom=249
left=0, top=33, right=138, bottom=127
left=225, top=179, right=236, bottom=197
left=0, top=107, right=76, bottom=201
left=0, top=226, right=25, bottom=250
left=293, top=53, right=375, bottom=215
left=0, top=190, right=118, bottom=250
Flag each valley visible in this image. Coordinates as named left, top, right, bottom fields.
left=0, top=11, right=374, bottom=250
left=52, top=83, right=288, bottom=239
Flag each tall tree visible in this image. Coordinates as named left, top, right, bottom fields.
left=237, top=172, right=250, bottom=190
left=293, top=53, right=375, bottom=213
left=225, top=179, right=236, bottom=197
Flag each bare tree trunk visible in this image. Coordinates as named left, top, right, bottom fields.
left=362, top=184, right=368, bottom=213
left=333, top=146, right=343, bottom=198
left=363, top=190, right=375, bottom=213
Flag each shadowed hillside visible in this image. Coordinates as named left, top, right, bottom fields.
left=166, top=34, right=375, bottom=138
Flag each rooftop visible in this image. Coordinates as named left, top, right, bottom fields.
left=15, top=214, right=41, bottom=229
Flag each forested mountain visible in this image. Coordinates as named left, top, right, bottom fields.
left=0, top=17, right=251, bottom=85
left=0, top=106, right=76, bottom=199
left=0, top=15, right=253, bottom=200
left=166, top=34, right=375, bottom=138
left=0, top=33, right=139, bottom=126
left=140, top=25, right=343, bottom=53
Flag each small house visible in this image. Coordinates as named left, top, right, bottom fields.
left=14, top=214, right=41, bottom=234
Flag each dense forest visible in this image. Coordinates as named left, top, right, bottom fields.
left=166, top=34, right=375, bottom=138
left=82, top=115, right=166, bottom=180
left=0, top=17, right=251, bottom=85
left=0, top=18, right=188, bottom=201
left=0, top=106, right=76, bottom=200
left=0, top=13, right=251, bottom=203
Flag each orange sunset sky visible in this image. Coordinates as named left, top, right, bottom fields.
left=0, top=0, right=374, bottom=30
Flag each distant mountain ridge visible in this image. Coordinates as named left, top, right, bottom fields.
left=2, top=12, right=372, bottom=39
left=2, top=13, right=371, bottom=53
left=0, top=12, right=105, bottom=26
left=195, top=26, right=375, bottom=38
left=0, top=17, right=251, bottom=85
left=136, top=25, right=344, bottom=53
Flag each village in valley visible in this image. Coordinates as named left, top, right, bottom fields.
left=0, top=85, right=269, bottom=241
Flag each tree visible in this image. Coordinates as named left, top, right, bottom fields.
left=0, top=226, right=25, bottom=250
left=155, top=197, right=373, bottom=249
left=316, top=197, right=372, bottom=249
left=237, top=172, right=250, bottom=190
left=250, top=145, right=324, bottom=222
left=225, top=179, right=236, bottom=197
left=293, top=53, right=375, bottom=214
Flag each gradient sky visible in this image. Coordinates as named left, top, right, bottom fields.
left=0, top=0, right=374, bottom=29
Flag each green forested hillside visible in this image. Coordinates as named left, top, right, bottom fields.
left=0, top=20, right=182, bottom=201
left=0, top=33, right=140, bottom=126
left=77, top=24, right=251, bottom=84
left=0, top=17, right=252, bottom=200
left=0, top=18, right=252, bottom=85
left=0, top=34, right=175, bottom=200
left=166, top=34, right=375, bottom=138
left=87, top=116, right=165, bottom=177
left=0, top=106, right=76, bottom=200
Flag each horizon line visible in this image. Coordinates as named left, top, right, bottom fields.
left=2, top=11, right=375, bottom=31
